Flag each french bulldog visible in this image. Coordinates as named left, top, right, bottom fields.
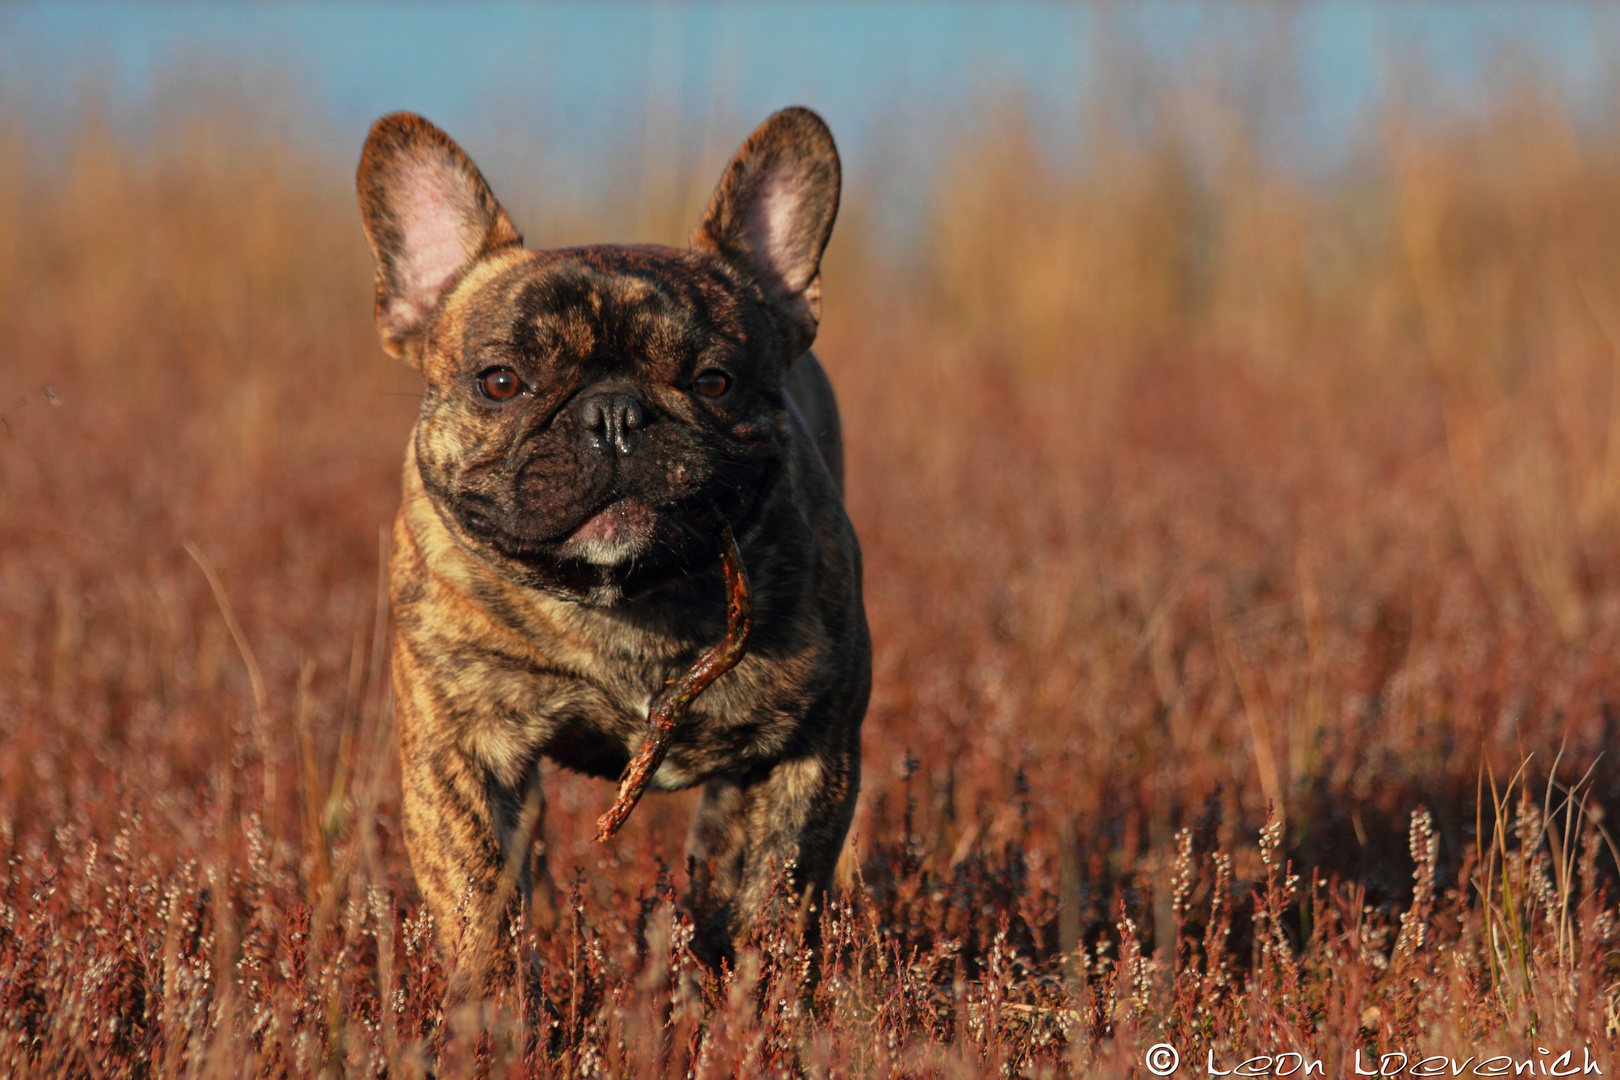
left=355, top=106, right=870, bottom=990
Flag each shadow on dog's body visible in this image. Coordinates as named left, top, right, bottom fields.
left=360, top=111, right=869, bottom=989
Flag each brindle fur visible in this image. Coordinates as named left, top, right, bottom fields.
left=357, top=109, right=869, bottom=990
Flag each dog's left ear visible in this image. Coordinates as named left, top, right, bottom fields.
left=691, top=107, right=841, bottom=362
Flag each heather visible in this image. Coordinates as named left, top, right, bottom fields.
left=4, top=79, right=1620, bottom=1075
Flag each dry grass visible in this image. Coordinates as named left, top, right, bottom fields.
left=6, top=77, right=1620, bottom=1076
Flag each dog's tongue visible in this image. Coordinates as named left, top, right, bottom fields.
left=568, top=498, right=657, bottom=544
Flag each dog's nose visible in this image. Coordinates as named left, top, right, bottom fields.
left=579, top=390, right=649, bottom=455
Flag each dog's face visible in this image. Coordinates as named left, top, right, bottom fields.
left=357, top=111, right=840, bottom=604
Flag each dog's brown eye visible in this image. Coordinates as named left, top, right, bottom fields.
left=478, top=367, right=522, bottom=401
left=693, top=370, right=730, bottom=399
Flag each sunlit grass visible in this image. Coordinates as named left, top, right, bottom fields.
left=4, top=75, right=1620, bottom=1074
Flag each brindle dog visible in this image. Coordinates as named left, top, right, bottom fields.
left=356, top=108, right=869, bottom=990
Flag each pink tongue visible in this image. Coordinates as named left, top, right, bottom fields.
left=568, top=498, right=656, bottom=544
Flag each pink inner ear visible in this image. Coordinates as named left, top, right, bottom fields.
left=394, top=164, right=478, bottom=319
left=749, top=172, right=811, bottom=295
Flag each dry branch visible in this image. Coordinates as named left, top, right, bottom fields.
left=595, top=522, right=753, bottom=841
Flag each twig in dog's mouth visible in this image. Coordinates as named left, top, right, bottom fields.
left=595, top=521, right=753, bottom=842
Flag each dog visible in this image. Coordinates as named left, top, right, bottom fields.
left=356, top=107, right=870, bottom=990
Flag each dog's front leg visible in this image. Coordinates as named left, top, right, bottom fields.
left=684, top=742, right=860, bottom=967
left=396, top=690, right=545, bottom=996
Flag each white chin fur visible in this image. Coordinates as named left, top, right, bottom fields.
left=573, top=536, right=643, bottom=566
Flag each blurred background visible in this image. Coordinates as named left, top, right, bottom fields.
left=8, top=0, right=1620, bottom=956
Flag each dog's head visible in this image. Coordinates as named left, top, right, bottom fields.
left=357, top=109, right=840, bottom=605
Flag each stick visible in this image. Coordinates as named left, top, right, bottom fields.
left=595, top=523, right=753, bottom=841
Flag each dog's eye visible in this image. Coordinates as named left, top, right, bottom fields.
left=477, top=367, right=523, bottom=402
left=692, top=370, right=731, bottom=399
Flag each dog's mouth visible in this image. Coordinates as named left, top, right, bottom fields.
left=564, top=498, right=658, bottom=547
left=442, top=472, right=767, bottom=599
left=453, top=493, right=735, bottom=565
left=555, top=497, right=664, bottom=566
left=451, top=497, right=654, bottom=557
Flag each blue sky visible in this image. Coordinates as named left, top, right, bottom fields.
left=1, top=2, right=1615, bottom=198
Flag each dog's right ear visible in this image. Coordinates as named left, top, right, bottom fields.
left=357, top=113, right=522, bottom=363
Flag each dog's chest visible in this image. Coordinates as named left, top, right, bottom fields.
left=471, top=591, right=801, bottom=784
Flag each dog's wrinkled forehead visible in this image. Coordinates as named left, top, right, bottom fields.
left=425, top=246, right=759, bottom=385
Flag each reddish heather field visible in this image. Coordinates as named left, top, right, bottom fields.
left=5, top=88, right=1620, bottom=1076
